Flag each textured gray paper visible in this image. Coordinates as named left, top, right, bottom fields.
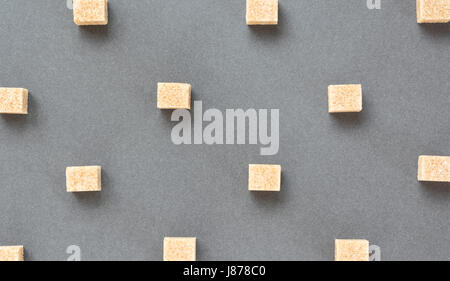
left=0, top=0, right=448, bottom=261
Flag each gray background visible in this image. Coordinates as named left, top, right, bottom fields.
left=0, top=0, right=448, bottom=261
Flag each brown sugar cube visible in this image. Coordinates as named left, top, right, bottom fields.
left=335, top=239, right=369, bottom=261
left=248, top=164, right=281, bottom=191
left=417, top=0, right=450, bottom=23
left=163, top=237, right=196, bottom=261
left=246, top=0, right=278, bottom=25
left=0, top=246, right=24, bottom=261
left=418, top=155, right=450, bottom=182
left=157, top=83, right=191, bottom=109
left=66, top=166, right=101, bottom=192
left=328, top=84, right=363, bottom=113
left=0, top=88, right=28, bottom=114
left=73, top=0, right=108, bottom=26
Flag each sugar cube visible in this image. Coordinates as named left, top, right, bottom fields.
left=163, top=237, right=196, bottom=261
left=246, top=0, right=278, bottom=25
left=417, top=0, right=450, bottom=23
left=0, top=246, right=24, bottom=261
left=66, top=166, right=102, bottom=192
left=73, top=0, right=108, bottom=26
left=249, top=164, right=281, bottom=191
left=157, top=83, right=191, bottom=109
left=328, top=84, right=362, bottom=113
left=335, top=239, right=369, bottom=261
left=0, top=88, right=28, bottom=114
left=418, top=155, right=450, bottom=182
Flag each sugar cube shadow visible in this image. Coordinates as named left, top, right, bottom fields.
left=419, top=181, right=450, bottom=201
left=329, top=112, right=367, bottom=129
left=78, top=25, right=110, bottom=44
left=73, top=169, right=112, bottom=207
left=158, top=90, right=196, bottom=125
left=77, top=4, right=115, bottom=43
left=250, top=171, right=289, bottom=206
left=329, top=96, right=371, bottom=129
left=196, top=239, right=205, bottom=261
left=419, top=24, right=450, bottom=36
left=418, top=24, right=450, bottom=45
left=247, top=5, right=286, bottom=40
left=23, top=247, right=34, bottom=261
left=1, top=93, right=40, bottom=130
